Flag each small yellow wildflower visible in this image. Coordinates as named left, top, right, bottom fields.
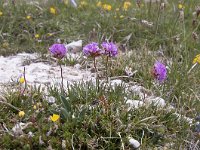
left=97, top=1, right=102, bottom=7
left=193, top=54, right=200, bottom=64
left=26, top=15, right=31, bottom=20
left=123, top=1, right=131, bottom=11
left=19, top=111, right=25, bottom=118
left=35, top=34, right=40, bottom=38
left=2, top=42, right=9, bottom=48
left=50, top=7, right=56, bottom=15
left=0, top=11, right=3, bottom=16
left=47, top=33, right=53, bottom=37
left=36, top=102, right=42, bottom=108
left=120, top=15, right=124, bottom=19
left=19, top=76, right=25, bottom=84
left=178, top=4, right=184, bottom=9
left=33, top=105, right=37, bottom=110
left=50, top=114, right=60, bottom=122
left=80, top=1, right=87, bottom=7
left=63, top=0, right=69, bottom=5
left=103, top=4, right=112, bottom=11
left=116, top=8, right=120, bottom=11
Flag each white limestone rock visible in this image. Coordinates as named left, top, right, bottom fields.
left=126, top=99, right=144, bottom=110
left=145, top=96, right=166, bottom=107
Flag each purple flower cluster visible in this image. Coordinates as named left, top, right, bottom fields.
left=49, top=43, right=67, bottom=59
left=83, top=41, right=118, bottom=57
left=83, top=42, right=102, bottom=57
left=101, top=42, right=118, bottom=57
left=152, top=61, right=167, bottom=83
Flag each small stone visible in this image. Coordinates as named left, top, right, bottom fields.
left=126, top=99, right=144, bottom=110
left=62, top=140, right=66, bottom=149
left=145, top=96, right=166, bottom=107
left=65, top=40, right=82, bottom=53
left=28, top=131, right=34, bottom=138
left=74, top=64, right=81, bottom=69
left=128, top=137, right=140, bottom=149
left=195, top=123, right=200, bottom=133
left=196, top=115, right=200, bottom=121
left=110, top=79, right=123, bottom=86
left=46, top=96, right=56, bottom=104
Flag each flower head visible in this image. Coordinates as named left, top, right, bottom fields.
left=0, top=11, right=3, bottom=16
left=35, top=34, right=40, bottom=39
left=80, top=1, right=87, bottom=7
left=63, top=0, right=69, bottom=5
left=50, top=7, right=56, bottom=15
left=103, top=4, right=112, bottom=11
left=123, top=1, right=131, bottom=11
left=19, top=111, right=25, bottom=118
left=152, top=61, right=167, bottom=83
left=33, top=105, right=37, bottom=110
left=19, top=76, right=25, bottom=84
left=178, top=4, right=184, bottom=9
left=83, top=42, right=101, bottom=57
left=101, top=42, right=118, bottom=57
left=50, top=114, right=60, bottom=122
left=49, top=43, right=67, bottom=59
left=120, top=15, right=124, bottom=19
left=26, top=15, right=31, bottom=20
left=97, top=1, right=102, bottom=7
left=193, top=54, right=200, bottom=64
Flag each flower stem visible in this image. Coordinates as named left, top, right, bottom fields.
left=20, top=67, right=27, bottom=97
left=59, top=62, right=64, bottom=93
left=93, top=57, right=99, bottom=91
left=106, top=56, right=109, bottom=82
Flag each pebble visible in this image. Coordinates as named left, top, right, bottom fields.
left=128, top=137, right=140, bottom=149
left=145, top=96, right=166, bottom=107
left=126, top=99, right=144, bottom=110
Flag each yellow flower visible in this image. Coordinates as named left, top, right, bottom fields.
left=97, top=1, right=102, bottom=7
left=193, top=54, right=200, bottom=64
left=103, top=4, right=112, bottom=11
left=19, top=111, right=25, bottom=118
left=178, top=4, right=184, bottom=9
left=80, top=1, right=87, bottom=7
left=36, top=102, right=42, bottom=108
left=26, top=15, right=31, bottom=20
left=120, top=15, right=124, bottom=19
left=0, top=11, right=3, bottom=16
left=35, top=34, right=40, bottom=38
left=123, top=1, right=131, bottom=11
left=63, top=0, right=69, bottom=5
left=2, top=42, right=9, bottom=48
left=33, top=105, right=37, bottom=110
left=19, top=76, right=25, bottom=84
left=50, top=114, right=60, bottom=122
left=47, top=33, right=53, bottom=37
left=50, top=7, right=56, bottom=15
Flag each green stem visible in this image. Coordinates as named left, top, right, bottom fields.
left=93, top=57, right=99, bottom=92
left=106, top=56, right=109, bottom=82
left=59, top=62, right=64, bottom=93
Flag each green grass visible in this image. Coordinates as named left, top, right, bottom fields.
left=0, top=0, right=200, bottom=149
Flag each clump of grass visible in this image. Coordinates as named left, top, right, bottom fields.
left=0, top=0, right=200, bottom=149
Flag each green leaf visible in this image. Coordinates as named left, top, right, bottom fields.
left=60, top=95, right=71, bottom=112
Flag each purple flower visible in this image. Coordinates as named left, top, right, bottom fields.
left=152, top=61, right=167, bottom=83
left=83, top=42, right=101, bottom=57
left=49, top=43, right=67, bottom=59
left=101, top=42, right=118, bottom=57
